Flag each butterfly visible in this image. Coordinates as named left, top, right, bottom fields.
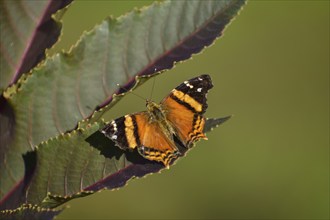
left=101, top=74, right=213, bottom=167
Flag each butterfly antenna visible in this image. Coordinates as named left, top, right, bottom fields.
left=149, top=76, right=156, bottom=101
left=116, top=84, right=146, bottom=101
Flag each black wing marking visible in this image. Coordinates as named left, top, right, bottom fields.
left=101, top=116, right=130, bottom=150
left=165, top=74, right=213, bottom=114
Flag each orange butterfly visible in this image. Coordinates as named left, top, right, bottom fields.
left=101, top=74, right=213, bottom=167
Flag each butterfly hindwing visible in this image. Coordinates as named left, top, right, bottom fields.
left=134, top=112, right=179, bottom=166
left=162, top=74, right=213, bottom=146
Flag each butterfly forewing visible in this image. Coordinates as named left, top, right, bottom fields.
left=162, top=74, right=213, bottom=146
left=165, top=74, right=213, bottom=114
left=101, top=115, right=138, bottom=151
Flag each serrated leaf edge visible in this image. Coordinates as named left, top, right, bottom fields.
left=0, top=203, right=63, bottom=215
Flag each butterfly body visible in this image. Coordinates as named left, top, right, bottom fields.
left=101, top=74, right=213, bottom=167
left=145, top=100, right=177, bottom=137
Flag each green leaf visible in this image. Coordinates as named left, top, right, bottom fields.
left=0, top=0, right=245, bottom=209
left=0, top=0, right=72, bottom=91
left=22, top=117, right=230, bottom=209
left=0, top=0, right=72, bottom=206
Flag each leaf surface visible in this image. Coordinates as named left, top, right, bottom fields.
left=0, top=0, right=72, bottom=206
left=0, top=0, right=72, bottom=91
left=0, top=0, right=245, bottom=208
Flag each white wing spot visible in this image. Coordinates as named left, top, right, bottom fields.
left=184, top=81, right=193, bottom=89
left=111, top=120, right=117, bottom=131
left=197, top=88, right=202, bottom=92
left=198, top=77, right=203, bottom=81
left=111, top=135, right=117, bottom=140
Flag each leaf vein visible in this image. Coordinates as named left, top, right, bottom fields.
left=75, top=66, right=86, bottom=118
left=52, top=76, right=63, bottom=133
left=20, top=1, right=38, bottom=24
left=80, top=149, right=93, bottom=191
left=101, top=30, right=111, bottom=97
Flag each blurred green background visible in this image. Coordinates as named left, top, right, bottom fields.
left=52, top=1, right=329, bottom=219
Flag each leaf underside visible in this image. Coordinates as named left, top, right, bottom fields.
left=0, top=0, right=72, bottom=91
left=0, top=0, right=73, bottom=206
left=0, top=0, right=245, bottom=214
left=0, top=0, right=244, bottom=205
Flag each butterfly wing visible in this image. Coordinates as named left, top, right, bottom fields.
left=101, top=114, right=138, bottom=151
left=161, top=74, right=213, bottom=147
left=102, top=74, right=213, bottom=165
left=134, top=112, right=180, bottom=167
left=102, top=112, right=179, bottom=167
